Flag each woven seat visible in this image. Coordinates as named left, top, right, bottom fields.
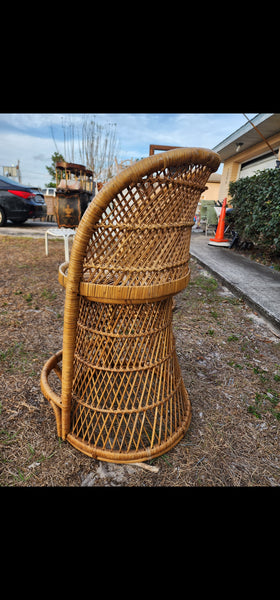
left=41, top=147, right=220, bottom=463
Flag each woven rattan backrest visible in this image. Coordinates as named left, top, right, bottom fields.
left=60, top=148, right=220, bottom=437
left=81, top=150, right=218, bottom=289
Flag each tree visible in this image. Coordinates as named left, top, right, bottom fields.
left=61, top=115, right=119, bottom=182
left=78, top=116, right=118, bottom=181
left=45, top=152, right=64, bottom=188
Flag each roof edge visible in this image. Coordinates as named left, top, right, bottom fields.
left=212, top=113, right=274, bottom=154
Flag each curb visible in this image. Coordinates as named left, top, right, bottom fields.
left=190, top=249, right=280, bottom=331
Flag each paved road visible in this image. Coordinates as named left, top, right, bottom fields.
left=0, top=220, right=57, bottom=238
left=190, top=233, right=280, bottom=329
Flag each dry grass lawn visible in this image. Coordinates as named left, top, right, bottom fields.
left=1, top=235, right=280, bottom=486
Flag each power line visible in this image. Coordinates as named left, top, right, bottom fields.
left=242, top=113, right=278, bottom=158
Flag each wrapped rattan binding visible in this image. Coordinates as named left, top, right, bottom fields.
left=41, top=147, right=220, bottom=463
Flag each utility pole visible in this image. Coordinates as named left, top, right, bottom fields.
left=17, top=159, right=22, bottom=183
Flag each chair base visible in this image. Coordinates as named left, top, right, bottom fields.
left=41, top=348, right=192, bottom=464
left=66, top=387, right=191, bottom=463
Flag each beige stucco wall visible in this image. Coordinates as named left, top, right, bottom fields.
left=200, top=179, right=221, bottom=202
left=218, top=132, right=280, bottom=206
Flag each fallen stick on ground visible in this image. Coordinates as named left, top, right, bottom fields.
left=132, top=462, right=160, bottom=473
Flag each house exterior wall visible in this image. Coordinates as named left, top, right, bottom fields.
left=200, top=180, right=220, bottom=202
left=218, top=132, right=280, bottom=206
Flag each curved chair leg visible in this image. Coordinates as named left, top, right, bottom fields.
left=40, top=350, right=63, bottom=438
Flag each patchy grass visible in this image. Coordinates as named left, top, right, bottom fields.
left=1, top=236, right=280, bottom=486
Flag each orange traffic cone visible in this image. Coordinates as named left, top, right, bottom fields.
left=208, top=198, right=231, bottom=247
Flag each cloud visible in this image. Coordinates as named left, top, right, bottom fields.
left=0, top=130, right=58, bottom=187
left=0, top=113, right=65, bottom=135
left=33, top=153, right=49, bottom=162
left=0, top=113, right=258, bottom=187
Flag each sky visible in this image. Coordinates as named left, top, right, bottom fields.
left=0, top=113, right=257, bottom=188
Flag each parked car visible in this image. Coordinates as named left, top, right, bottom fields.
left=0, top=176, right=47, bottom=226
left=41, top=187, right=56, bottom=197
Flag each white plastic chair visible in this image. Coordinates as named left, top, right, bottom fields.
left=45, top=227, right=76, bottom=262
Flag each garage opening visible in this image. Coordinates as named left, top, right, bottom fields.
left=239, top=149, right=279, bottom=179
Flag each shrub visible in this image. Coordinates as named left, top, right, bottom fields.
left=229, top=168, right=280, bottom=254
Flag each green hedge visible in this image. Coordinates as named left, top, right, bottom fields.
left=229, top=168, right=280, bottom=254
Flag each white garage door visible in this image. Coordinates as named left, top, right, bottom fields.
left=239, top=151, right=278, bottom=179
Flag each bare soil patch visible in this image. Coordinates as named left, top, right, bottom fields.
left=1, top=235, right=280, bottom=486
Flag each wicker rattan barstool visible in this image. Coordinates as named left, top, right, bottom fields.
left=41, top=148, right=220, bottom=463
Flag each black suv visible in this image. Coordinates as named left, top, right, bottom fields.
left=0, top=176, right=47, bottom=225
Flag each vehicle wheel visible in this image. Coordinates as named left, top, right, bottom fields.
left=0, top=207, right=7, bottom=227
